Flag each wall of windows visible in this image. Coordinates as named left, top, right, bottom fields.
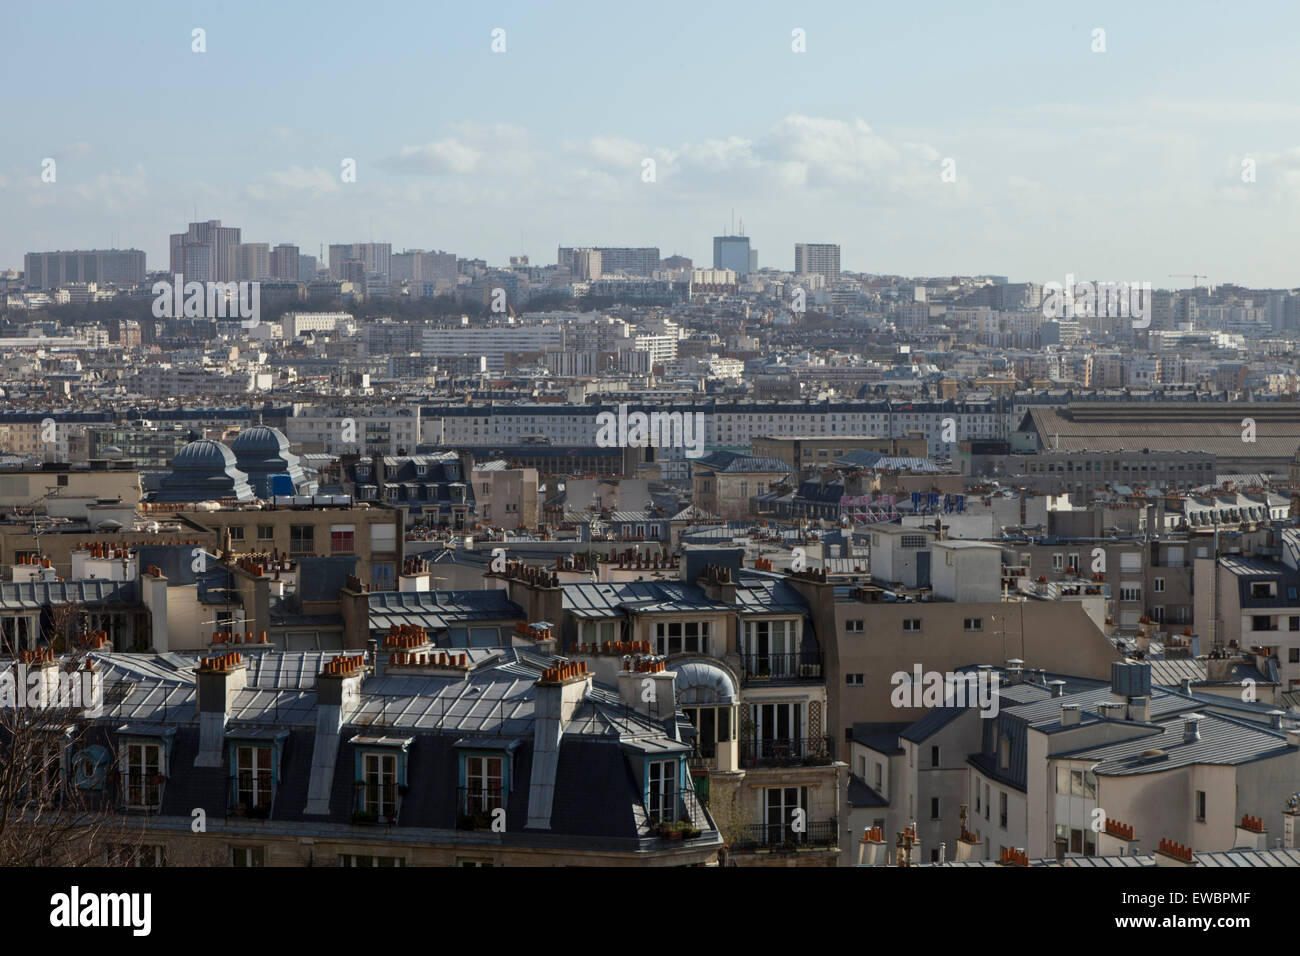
left=654, top=620, right=710, bottom=655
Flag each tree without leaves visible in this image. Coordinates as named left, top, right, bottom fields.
left=0, top=606, right=139, bottom=866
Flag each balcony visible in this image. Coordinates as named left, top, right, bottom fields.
left=733, top=819, right=838, bottom=854
left=687, top=749, right=719, bottom=774
left=457, top=785, right=504, bottom=830
left=648, top=780, right=712, bottom=840
left=228, top=778, right=272, bottom=819
left=739, top=653, right=823, bottom=683
left=352, top=782, right=400, bottom=825
left=739, top=736, right=835, bottom=768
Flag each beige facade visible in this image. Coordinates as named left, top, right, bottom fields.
left=185, top=503, right=404, bottom=591
left=692, top=462, right=788, bottom=521
left=472, top=465, right=540, bottom=530
left=785, top=573, right=1121, bottom=744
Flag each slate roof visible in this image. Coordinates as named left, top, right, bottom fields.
left=851, top=722, right=910, bottom=754
left=1057, top=711, right=1296, bottom=774
left=693, top=451, right=792, bottom=474
left=847, top=773, right=889, bottom=808
left=366, top=589, right=526, bottom=635
left=0, top=580, right=136, bottom=609
left=65, top=648, right=720, bottom=854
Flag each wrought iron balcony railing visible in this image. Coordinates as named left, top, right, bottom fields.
left=739, top=653, right=823, bottom=682
left=733, top=819, right=838, bottom=852
left=739, top=736, right=835, bottom=768
left=457, top=785, right=505, bottom=829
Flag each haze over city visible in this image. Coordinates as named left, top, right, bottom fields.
left=6, top=0, right=1300, bottom=285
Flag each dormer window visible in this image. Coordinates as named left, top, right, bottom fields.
left=359, top=752, right=398, bottom=821
left=123, top=742, right=164, bottom=809
left=236, top=746, right=272, bottom=809
left=351, top=735, right=412, bottom=825
left=647, top=758, right=679, bottom=824
left=227, top=733, right=285, bottom=817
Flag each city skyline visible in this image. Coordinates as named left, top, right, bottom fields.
left=6, top=0, right=1300, bottom=285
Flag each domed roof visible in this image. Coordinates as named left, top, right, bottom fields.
left=231, top=425, right=306, bottom=499
left=232, top=425, right=290, bottom=454
left=674, top=660, right=738, bottom=705
left=172, top=439, right=238, bottom=470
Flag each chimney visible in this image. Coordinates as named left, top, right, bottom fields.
left=1205, top=653, right=1234, bottom=682
left=1287, top=729, right=1300, bottom=749
left=1285, top=799, right=1300, bottom=849
left=1268, top=709, right=1285, bottom=730
left=857, top=826, right=886, bottom=866
left=1126, top=695, right=1150, bottom=723
left=304, top=654, right=366, bottom=815
left=1098, top=817, right=1139, bottom=857
left=194, top=652, right=248, bottom=767
left=617, top=656, right=676, bottom=719
left=1054, top=836, right=1067, bottom=863
left=1048, top=680, right=1066, bottom=698
left=14, top=650, right=61, bottom=708
left=1234, top=814, right=1267, bottom=850
left=1154, top=837, right=1196, bottom=867
left=1060, top=703, right=1081, bottom=726
left=1111, top=659, right=1152, bottom=700
left=1005, top=658, right=1024, bottom=683
left=526, top=660, right=592, bottom=830
left=1183, top=713, right=1204, bottom=743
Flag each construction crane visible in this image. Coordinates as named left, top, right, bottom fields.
left=1169, top=273, right=1212, bottom=294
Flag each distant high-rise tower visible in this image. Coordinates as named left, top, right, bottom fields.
left=713, top=235, right=751, bottom=276
left=169, top=220, right=241, bottom=282
left=270, top=243, right=300, bottom=281
left=328, top=243, right=392, bottom=280
left=233, top=242, right=271, bottom=281
left=794, top=243, right=840, bottom=278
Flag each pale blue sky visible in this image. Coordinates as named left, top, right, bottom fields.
left=4, top=0, right=1300, bottom=286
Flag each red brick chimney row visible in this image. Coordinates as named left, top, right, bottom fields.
left=323, top=654, right=364, bottom=676
left=200, top=652, right=243, bottom=673
left=541, top=661, right=588, bottom=683
left=1105, top=818, right=1134, bottom=840
left=1158, top=838, right=1194, bottom=862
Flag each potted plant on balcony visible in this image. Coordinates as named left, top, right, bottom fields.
left=458, top=810, right=493, bottom=830
left=657, top=821, right=684, bottom=840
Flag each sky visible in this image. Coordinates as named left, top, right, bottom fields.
left=4, top=0, right=1300, bottom=287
